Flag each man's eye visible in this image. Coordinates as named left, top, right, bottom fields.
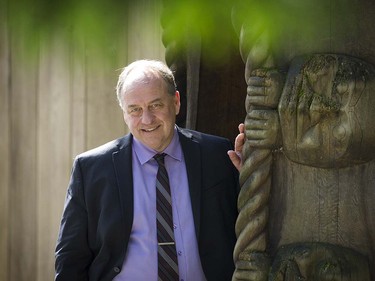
left=150, top=103, right=162, bottom=110
left=129, top=107, right=142, bottom=115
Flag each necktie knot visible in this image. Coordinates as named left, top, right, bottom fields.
left=154, top=153, right=166, bottom=165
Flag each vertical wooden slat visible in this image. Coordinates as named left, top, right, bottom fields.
left=0, top=4, right=10, bottom=281
left=84, top=22, right=129, bottom=149
left=9, top=27, right=38, bottom=281
left=185, top=40, right=201, bottom=130
left=36, top=34, right=72, bottom=281
left=70, top=36, right=86, bottom=158
left=127, top=0, right=165, bottom=61
left=85, top=57, right=127, bottom=149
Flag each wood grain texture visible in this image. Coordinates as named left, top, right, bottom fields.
left=0, top=1, right=164, bottom=280
left=0, top=6, right=10, bottom=281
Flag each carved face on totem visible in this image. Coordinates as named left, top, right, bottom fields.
left=270, top=243, right=370, bottom=281
left=279, top=54, right=375, bottom=168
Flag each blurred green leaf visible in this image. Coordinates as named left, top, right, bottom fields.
left=2, top=0, right=354, bottom=64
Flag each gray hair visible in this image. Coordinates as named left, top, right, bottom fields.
left=116, top=60, right=177, bottom=110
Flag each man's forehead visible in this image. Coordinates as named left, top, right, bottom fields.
left=125, top=70, right=163, bottom=90
left=123, top=83, right=168, bottom=107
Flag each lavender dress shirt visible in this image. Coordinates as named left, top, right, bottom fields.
left=113, top=128, right=206, bottom=281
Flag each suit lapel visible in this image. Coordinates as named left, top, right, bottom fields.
left=112, top=134, right=134, bottom=245
left=178, top=129, right=202, bottom=239
left=112, top=131, right=203, bottom=242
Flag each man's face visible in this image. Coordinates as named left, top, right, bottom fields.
left=122, top=77, right=180, bottom=152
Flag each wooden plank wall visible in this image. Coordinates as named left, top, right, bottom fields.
left=0, top=0, right=165, bottom=280
left=0, top=4, right=10, bottom=281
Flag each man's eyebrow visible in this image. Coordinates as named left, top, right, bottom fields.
left=126, top=104, right=139, bottom=109
left=149, top=98, right=163, bottom=103
left=126, top=98, right=163, bottom=108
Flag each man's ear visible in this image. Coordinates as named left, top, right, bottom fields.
left=175, top=91, right=181, bottom=114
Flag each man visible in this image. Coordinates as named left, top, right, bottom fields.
left=55, top=60, right=241, bottom=281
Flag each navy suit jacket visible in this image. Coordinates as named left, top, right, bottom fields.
left=55, top=127, right=239, bottom=281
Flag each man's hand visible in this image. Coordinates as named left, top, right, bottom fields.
left=228, top=123, right=245, bottom=171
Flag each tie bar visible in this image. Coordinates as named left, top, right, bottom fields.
left=158, top=242, right=175, bottom=246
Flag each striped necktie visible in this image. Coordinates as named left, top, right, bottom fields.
left=154, top=153, right=179, bottom=281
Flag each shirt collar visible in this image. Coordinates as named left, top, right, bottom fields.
left=133, top=127, right=182, bottom=165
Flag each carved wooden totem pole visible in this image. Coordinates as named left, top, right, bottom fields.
left=160, top=0, right=375, bottom=280
left=232, top=0, right=375, bottom=280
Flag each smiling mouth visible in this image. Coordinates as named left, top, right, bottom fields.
left=142, top=125, right=160, bottom=132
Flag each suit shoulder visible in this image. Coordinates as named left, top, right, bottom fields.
left=179, top=128, right=231, bottom=145
left=76, top=134, right=131, bottom=161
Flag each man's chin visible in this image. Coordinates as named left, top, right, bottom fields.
left=143, top=139, right=164, bottom=152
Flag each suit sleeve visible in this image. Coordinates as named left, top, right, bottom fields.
left=55, top=157, right=93, bottom=281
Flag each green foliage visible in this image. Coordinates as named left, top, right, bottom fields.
left=2, top=0, right=129, bottom=62
left=1, top=0, right=354, bottom=64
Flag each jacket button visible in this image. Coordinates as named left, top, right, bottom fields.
left=113, top=267, right=121, bottom=273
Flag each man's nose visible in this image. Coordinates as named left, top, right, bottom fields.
left=141, top=109, right=155, bottom=124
